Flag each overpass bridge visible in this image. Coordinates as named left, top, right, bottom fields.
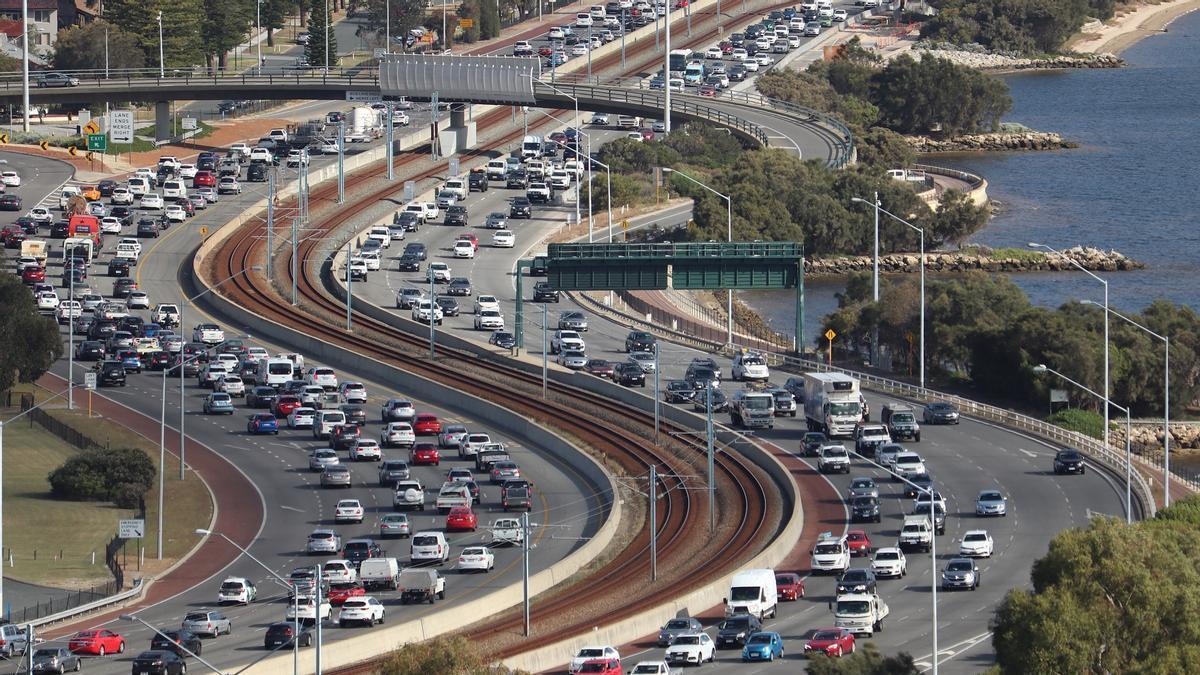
left=0, top=60, right=853, bottom=166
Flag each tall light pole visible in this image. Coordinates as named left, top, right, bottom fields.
left=853, top=197, right=926, bottom=388
left=256, top=0, right=263, bottom=72
left=1081, top=299, right=1172, bottom=506
left=663, top=167, right=732, bottom=345
left=20, top=0, right=28, bottom=132
left=157, top=11, right=164, bottom=77
left=385, top=0, right=391, bottom=53
left=1033, top=364, right=1132, bottom=523
left=1030, top=242, right=1109, bottom=447
left=529, top=78, right=579, bottom=227
left=545, top=133, right=611, bottom=243
left=325, top=0, right=330, bottom=69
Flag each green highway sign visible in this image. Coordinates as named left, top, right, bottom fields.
left=87, top=134, right=106, bottom=151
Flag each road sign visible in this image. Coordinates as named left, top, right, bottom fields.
left=825, top=329, right=837, bottom=341
left=345, top=91, right=382, bottom=103
left=118, top=519, right=145, bottom=539
left=403, top=180, right=415, bottom=202
left=84, top=372, right=96, bottom=391
left=459, top=18, right=474, bottom=27
left=87, top=134, right=106, bottom=151
left=109, top=110, right=134, bottom=144
left=82, top=119, right=99, bottom=135
left=200, top=226, right=209, bottom=237
left=38, top=140, right=47, bottom=151
left=0, top=132, right=8, bottom=144
left=67, top=145, right=78, bottom=157
left=182, top=117, right=197, bottom=131
left=448, top=158, right=459, bottom=177
left=86, top=151, right=95, bottom=161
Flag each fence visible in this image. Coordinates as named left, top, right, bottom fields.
left=6, top=580, right=122, bottom=624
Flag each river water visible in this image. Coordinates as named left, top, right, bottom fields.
left=742, top=11, right=1200, bottom=341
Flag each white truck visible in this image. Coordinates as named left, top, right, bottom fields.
left=396, top=568, right=446, bottom=604
left=490, top=517, right=524, bottom=547
left=520, top=134, right=544, bottom=159
left=899, top=514, right=933, bottom=552
left=629, top=662, right=681, bottom=675
left=20, top=240, right=47, bottom=266
left=358, top=557, right=400, bottom=591
left=722, top=568, right=778, bottom=620
left=803, top=372, right=863, bottom=438
left=831, top=592, right=889, bottom=637
left=729, top=389, right=775, bottom=429
left=346, top=106, right=381, bottom=142
left=435, top=483, right=472, bottom=512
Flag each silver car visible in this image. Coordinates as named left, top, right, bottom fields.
left=848, top=476, right=879, bottom=500
left=438, top=424, right=469, bottom=449
left=377, top=460, right=410, bottom=486
left=306, top=528, right=341, bottom=555
left=378, top=513, right=411, bottom=539
left=321, top=465, right=352, bottom=488
left=629, top=351, right=656, bottom=372
left=181, top=610, right=231, bottom=637
left=31, top=648, right=80, bottom=674
left=558, top=350, right=588, bottom=369
left=557, top=310, right=589, bottom=332
left=975, top=490, right=1008, bottom=516
left=309, top=448, right=340, bottom=472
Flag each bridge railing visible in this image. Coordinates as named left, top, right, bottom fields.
left=0, top=68, right=381, bottom=91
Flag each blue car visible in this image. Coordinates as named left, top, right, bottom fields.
left=741, top=631, right=784, bottom=662
left=143, top=322, right=163, bottom=338
left=247, top=413, right=279, bottom=435
left=118, top=351, right=143, bottom=373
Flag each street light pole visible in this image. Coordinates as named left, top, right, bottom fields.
left=256, top=0, right=262, bottom=72
left=20, top=0, right=28, bottom=132
left=1081, top=300, right=1172, bottom=506
left=1033, top=364, right=1132, bottom=523
left=542, top=304, right=548, bottom=399
left=663, top=167, right=732, bottom=345
left=157, top=11, right=164, bottom=77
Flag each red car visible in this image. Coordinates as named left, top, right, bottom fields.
left=775, top=572, right=805, bottom=600
left=21, top=266, right=45, bottom=283
left=846, top=529, right=872, bottom=557
left=719, top=40, right=733, bottom=53
left=409, top=442, right=440, bottom=466
left=538, top=46, right=553, bottom=57
left=68, top=629, right=126, bottom=655
left=804, top=627, right=855, bottom=658
left=327, top=582, right=365, bottom=606
left=193, top=171, right=217, bottom=188
left=2, top=224, right=24, bottom=248
left=413, top=413, right=441, bottom=435
left=445, top=506, right=477, bottom=532
left=640, top=128, right=655, bottom=141
left=699, top=85, right=718, bottom=97
left=578, top=658, right=622, bottom=675
left=272, top=395, right=302, bottom=417
left=456, top=233, right=479, bottom=250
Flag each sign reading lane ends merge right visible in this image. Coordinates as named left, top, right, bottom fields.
left=109, top=110, right=135, bottom=144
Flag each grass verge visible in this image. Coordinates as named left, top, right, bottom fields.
left=960, top=245, right=1046, bottom=263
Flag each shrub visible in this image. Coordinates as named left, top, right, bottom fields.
left=48, top=447, right=155, bottom=508
left=1045, top=408, right=1104, bottom=440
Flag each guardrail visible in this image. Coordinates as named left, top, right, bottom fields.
left=0, top=71, right=383, bottom=93
left=913, top=163, right=985, bottom=190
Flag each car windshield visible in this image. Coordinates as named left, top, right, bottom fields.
left=824, top=447, right=847, bottom=457
left=747, top=634, right=772, bottom=644
left=673, top=636, right=700, bottom=645
left=965, top=533, right=987, bottom=542
left=578, top=649, right=604, bottom=657
left=948, top=561, right=973, bottom=572
left=666, top=619, right=691, bottom=629
left=220, top=581, right=244, bottom=591
left=876, top=551, right=899, bottom=561
left=842, top=570, right=868, bottom=581
left=852, top=479, right=872, bottom=488
left=720, top=618, right=750, bottom=630
left=836, top=600, right=870, bottom=614
left=829, top=402, right=860, bottom=416
left=815, top=544, right=841, bottom=555
left=812, top=630, right=841, bottom=641
left=980, top=492, right=1003, bottom=501
left=729, top=586, right=759, bottom=601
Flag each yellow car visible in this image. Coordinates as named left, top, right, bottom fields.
left=80, top=185, right=101, bottom=201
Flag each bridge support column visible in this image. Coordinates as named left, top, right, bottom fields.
left=437, top=104, right=476, bottom=156
left=154, top=101, right=172, bottom=143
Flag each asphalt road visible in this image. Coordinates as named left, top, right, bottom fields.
left=3, top=151, right=607, bottom=675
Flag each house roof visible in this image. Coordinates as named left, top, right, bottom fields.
left=0, top=19, right=20, bottom=38
left=0, top=0, right=58, bottom=10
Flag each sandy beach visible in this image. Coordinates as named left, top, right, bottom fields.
left=1071, top=0, right=1200, bottom=54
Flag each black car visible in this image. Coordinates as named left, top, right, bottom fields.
left=247, top=386, right=278, bottom=408
left=1053, top=449, right=1086, bottom=475
left=131, top=650, right=186, bottom=675
left=111, top=206, right=134, bottom=225
left=247, top=163, right=268, bottom=182
left=923, top=401, right=960, bottom=424
left=394, top=211, right=421, bottom=232
left=613, top=362, right=645, bottom=387
left=729, top=65, right=748, bottom=82
left=693, top=387, right=729, bottom=412
left=444, top=205, right=468, bottom=226
left=146, top=351, right=173, bottom=371
left=802, top=432, right=827, bottom=456
left=342, top=538, right=384, bottom=567
left=50, top=221, right=69, bottom=238
left=341, top=405, right=367, bottom=426
left=137, top=219, right=160, bottom=238
left=664, top=380, right=696, bottom=404
left=836, top=568, right=878, bottom=596
left=89, top=320, right=118, bottom=339
left=509, top=197, right=532, bottom=218
left=912, top=502, right=947, bottom=535
left=263, top=621, right=312, bottom=649
left=506, top=170, right=529, bottom=190
left=403, top=242, right=427, bottom=260
left=904, top=473, right=935, bottom=499
left=113, top=278, right=138, bottom=298
left=529, top=256, right=548, bottom=276
left=533, top=281, right=559, bottom=302
left=467, top=171, right=489, bottom=192
left=433, top=296, right=460, bottom=316
left=685, top=366, right=718, bottom=390
left=150, top=629, right=203, bottom=657
left=108, top=259, right=132, bottom=277
left=716, top=614, right=762, bottom=649
left=0, top=194, right=21, bottom=210
left=850, top=495, right=881, bottom=523
left=97, top=361, right=126, bottom=387
left=447, top=277, right=472, bottom=296
left=396, top=254, right=421, bottom=271
left=624, top=331, right=655, bottom=353
left=488, top=331, right=517, bottom=349
left=74, top=340, right=105, bottom=361
left=15, top=216, right=38, bottom=233
left=97, top=179, right=118, bottom=197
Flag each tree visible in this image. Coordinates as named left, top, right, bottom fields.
left=48, top=447, right=156, bottom=508
left=200, top=0, right=255, bottom=71
left=854, top=127, right=915, bottom=171
left=305, top=0, right=337, bottom=67
left=259, top=0, right=292, bottom=47
left=478, top=0, right=500, bottom=39
left=807, top=643, right=920, bottom=674
left=105, top=0, right=205, bottom=69
left=0, top=274, right=63, bottom=393
left=920, top=0, right=1114, bottom=54
left=53, top=22, right=146, bottom=72
left=359, top=0, right=427, bottom=50
left=873, top=54, right=1011, bottom=136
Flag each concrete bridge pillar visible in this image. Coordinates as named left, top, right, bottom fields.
left=155, top=101, right=172, bottom=143
left=438, top=103, right=476, bottom=156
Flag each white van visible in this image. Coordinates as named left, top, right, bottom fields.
left=410, top=531, right=450, bottom=565
left=258, top=358, right=295, bottom=387
left=58, top=186, right=81, bottom=209
left=128, top=177, right=151, bottom=196
left=723, top=568, right=779, bottom=620
left=313, top=410, right=347, bottom=439
left=162, top=179, right=186, bottom=199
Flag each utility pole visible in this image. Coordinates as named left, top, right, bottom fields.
left=522, top=511, right=531, bottom=636
left=649, top=464, right=658, bottom=581
left=386, top=102, right=394, bottom=180
left=265, top=171, right=274, bottom=278
left=706, top=386, right=715, bottom=532
left=336, top=120, right=345, bottom=203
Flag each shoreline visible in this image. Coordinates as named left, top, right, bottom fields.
left=1071, top=0, right=1200, bottom=55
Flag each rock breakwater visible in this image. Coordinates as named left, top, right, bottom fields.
left=807, top=246, right=1143, bottom=276
left=907, top=132, right=1078, bottom=152
left=913, top=43, right=1126, bottom=70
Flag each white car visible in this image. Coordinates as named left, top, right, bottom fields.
left=350, top=439, right=383, bottom=462
left=288, top=407, right=317, bottom=429
left=111, top=187, right=134, bottom=205
left=139, top=193, right=164, bottom=210
left=412, top=300, right=444, bottom=324
left=218, top=177, right=242, bottom=195
left=628, top=351, right=656, bottom=373
left=741, top=57, right=760, bottom=72
left=28, top=207, right=52, bottom=223
left=307, top=367, right=339, bottom=390
left=492, top=229, right=515, bottom=248
left=731, top=351, right=770, bottom=381
left=358, top=251, right=380, bottom=272
left=127, top=291, right=151, bottom=310
left=960, top=530, right=994, bottom=557
left=570, top=646, right=621, bottom=674
left=558, top=350, right=587, bottom=369
left=473, top=295, right=499, bottom=315
left=244, top=346, right=269, bottom=362
left=705, top=47, right=723, bottom=59
left=427, top=262, right=451, bottom=283
left=100, top=217, right=123, bottom=234
left=36, top=291, right=59, bottom=311
left=665, top=633, right=715, bottom=666
left=286, top=596, right=332, bottom=623
left=0, top=171, right=20, bottom=186
left=213, top=375, right=244, bottom=396
left=755, top=53, right=774, bottom=67
left=337, top=597, right=385, bottom=626
left=165, top=204, right=187, bottom=222
left=590, top=113, right=609, bottom=125
left=871, top=547, right=907, bottom=578
left=551, top=330, right=585, bottom=353
left=892, top=452, right=927, bottom=480
left=366, top=226, right=392, bottom=248
left=474, top=310, right=504, bottom=331
left=334, top=499, right=364, bottom=523
left=339, top=381, right=368, bottom=404
left=382, top=422, right=416, bottom=448
left=452, top=240, right=476, bottom=259
left=914, top=490, right=948, bottom=513
left=179, top=163, right=197, bottom=178
left=87, top=202, right=107, bottom=217
left=457, top=546, right=495, bottom=572
left=248, top=147, right=272, bottom=163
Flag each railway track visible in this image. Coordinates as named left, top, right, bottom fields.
left=200, top=0, right=799, bottom=664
